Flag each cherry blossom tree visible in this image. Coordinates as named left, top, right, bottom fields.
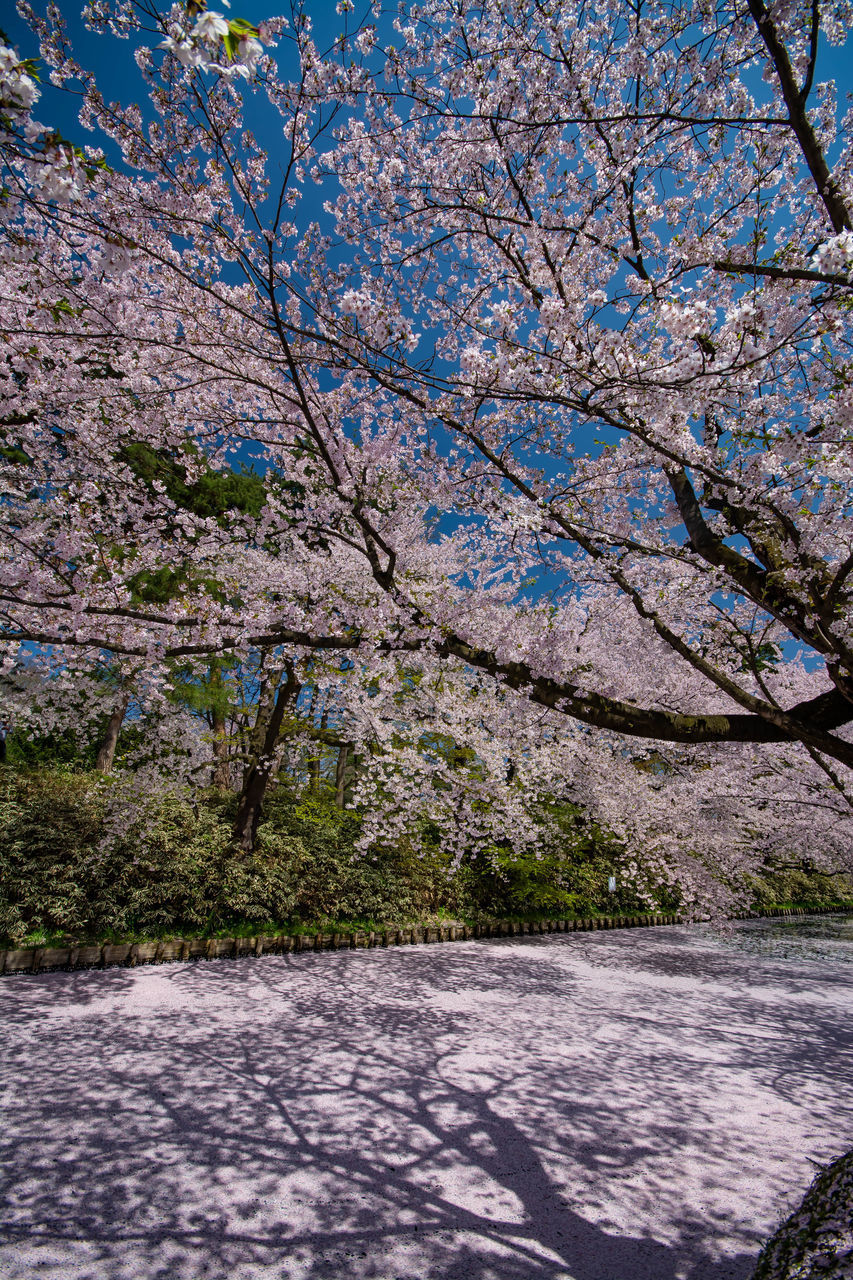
left=312, top=0, right=853, bottom=764
left=1, top=0, right=852, bottom=900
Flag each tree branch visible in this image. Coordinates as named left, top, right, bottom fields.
left=747, top=0, right=851, bottom=232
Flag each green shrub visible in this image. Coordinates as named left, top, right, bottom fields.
left=462, top=843, right=659, bottom=918
left=261, top=788, right=464, bottom=925
left=745, top=859, right=853, bottom=911
left=0, top=769, right=305, bottom=943
left=0, top=767, right=105, bottom=943
left=0, top=769, right=467, bottom=944
left=4, top=727, right=100, bottom=770
left=460, top=802, right=682, bottom=919
left=0, top=767, right=687, bottom=947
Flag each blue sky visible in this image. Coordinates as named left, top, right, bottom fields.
left=4, top=1, right=371, bottom=147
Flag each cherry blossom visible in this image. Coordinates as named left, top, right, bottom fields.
left=1, top=0, right=852, bottom=906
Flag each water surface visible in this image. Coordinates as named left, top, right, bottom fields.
left=700, top=912, right=853, bottom=965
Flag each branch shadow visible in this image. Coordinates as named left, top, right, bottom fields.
left=2, top=929, right=849, bottom=1279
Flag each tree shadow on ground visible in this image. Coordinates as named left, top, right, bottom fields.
left=2, top=931, right=849, bottom=1280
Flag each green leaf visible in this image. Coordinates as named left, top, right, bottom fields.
left=120, top=440, right=268, bottom=522
left=228, top=18, right=260, bottom=36
left=18, top=57, right=41, bottom=82
left=50, top=297, right=81, bottom=321
left=0, top=443, right=30, bottom=465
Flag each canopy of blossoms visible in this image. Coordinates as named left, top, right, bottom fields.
left=1, top=0, right=851, bottom=908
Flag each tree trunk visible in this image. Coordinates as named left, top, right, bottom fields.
left=335, top=741, right=350, bottom=808
left=95, top=695, right=129, bottom=773
left=233, top=666, right=300, bottom=854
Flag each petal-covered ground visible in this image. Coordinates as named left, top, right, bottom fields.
left=1, top=925, right=852, bottom=1280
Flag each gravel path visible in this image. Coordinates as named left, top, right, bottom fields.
left=1, top=924, right=852, bottom=1280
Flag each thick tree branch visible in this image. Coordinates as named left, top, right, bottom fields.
left=747, top=0, right=851, bottom=233
left=713, top=260, right=853, bottom=288
left=432, top=633, right=853, bottom=766
left=6, top=615, right=852, bottom=761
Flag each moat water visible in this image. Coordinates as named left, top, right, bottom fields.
left=699, top=912, right=853, bottom=964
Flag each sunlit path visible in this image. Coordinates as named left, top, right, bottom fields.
left=2, top=925, right=852, bottom=1280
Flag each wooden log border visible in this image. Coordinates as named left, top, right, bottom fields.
left=0, top=904, right=849, bottom=977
